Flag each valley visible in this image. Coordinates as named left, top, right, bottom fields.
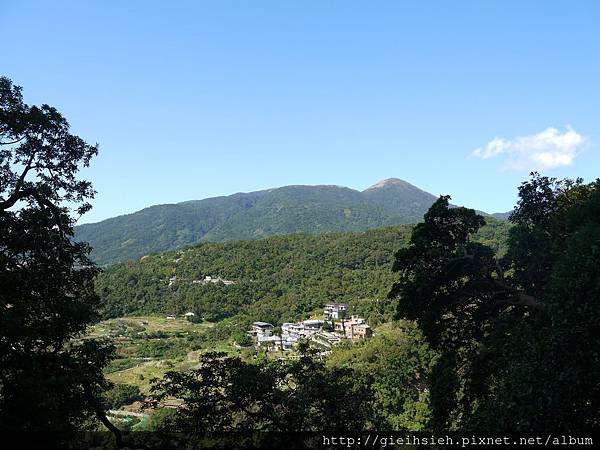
left=90, top=218, right=510, bottom=429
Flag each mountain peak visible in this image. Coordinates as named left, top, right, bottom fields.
left=365, top=178, right=410, bottom=191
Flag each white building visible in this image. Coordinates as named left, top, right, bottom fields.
left=194, top=276, right=236, bottom=286
left=310, top=331, right=341, bottom=348
left=257, top=335, right=282, bottom=349
left=252, top=315, right=371, bottom=351
left=249, top=321, right=274, bottom=339
left=324, top=303, right=349, bottom=320
left=280, top=319, right=326, bottom=349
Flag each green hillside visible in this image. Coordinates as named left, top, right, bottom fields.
left=76, top=178, right=445, bottom=265
left=96, top=218, right=510, bottom=344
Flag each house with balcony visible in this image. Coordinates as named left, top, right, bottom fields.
left=249, top=321, right=274, bottom=339
left=281, top=319, right=325, bottom=348
left=324, top=303, right=349, bottom=320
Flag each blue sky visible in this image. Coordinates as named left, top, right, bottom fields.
left=2, top=1, right=599, bottom=223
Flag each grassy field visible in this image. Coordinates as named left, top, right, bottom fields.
left=89, top=316, right=228, bottom=396
left=106, top=359, right=198, bottom=393
left=90, top=315, right=305, bottom=417
left=88, top=315, right=215, bottom=337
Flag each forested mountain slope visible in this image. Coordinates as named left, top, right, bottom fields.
left=96, top=219, right=510, bottom=342
left=77, top=178, right=507, bottom=266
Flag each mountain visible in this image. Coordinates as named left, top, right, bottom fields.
left=75, top=178, right=503, bottom=266
left=490, top=210, right=513, bottom=220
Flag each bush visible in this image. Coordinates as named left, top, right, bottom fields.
left=102, top=384, right=143, bottom=410
left=231, top=332, right=253, bottom=347
left=186, top=314, right=203, bottom=324
left=136, top=339, right=188, bottom=358
left=103, top=358, right=139, bottom=374
left=148, top=408, right=178, bottom=432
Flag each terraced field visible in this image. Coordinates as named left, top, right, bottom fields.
left=89, top=316, right=218, bottom=395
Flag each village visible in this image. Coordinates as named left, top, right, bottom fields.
left=158, top=301, right=373, bottom=355
left=248, top=303, right=372, bottom=353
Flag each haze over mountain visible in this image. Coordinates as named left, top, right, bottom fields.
left=75, top=178, right=509, bottom=266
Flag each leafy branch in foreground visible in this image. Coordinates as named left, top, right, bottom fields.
left=146, top=342, right=376, bottom=433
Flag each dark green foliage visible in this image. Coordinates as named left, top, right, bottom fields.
left=327, top=321, right=437, bottom=431
left=102, top=384, right=143, bottom=410
left=147, top=343, right=376, bottom=432
left=466, top=174, right=600, bottom=433
left=230, top=331, right=253, bottom=347
left=185, top=313, right=203, bottom=323
left=97, top=226, right=414, bottom=320
left=147, top=408, right=178, bottom=432
left=136, top=338, right=188, bottom=359
left=95, top=226, right=413, bottom=348
left=469, top=216, right=511, bottom=256
left=75, top=178, right=493, bottom=266
left=389, top=196, right=514, bottom=349
left=390, top=174, right=600, bottom=433
left=0, top=77, right=114, bottom=434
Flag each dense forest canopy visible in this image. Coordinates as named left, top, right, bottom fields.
left=389, top=174, right=600, bottom=433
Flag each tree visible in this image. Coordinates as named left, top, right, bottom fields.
left=327, top=321, right=436, bottom=431
left=147, top=343, right=375, bottom=438
left=388, top=196, right=534, bottom=427
left=338, top=307, right=348, bottom=338
left=467, top=174, right=600, bottom=433
left=389, top=177, right=600, bottom=433
left=102, top=384, right=143, bottom=410
left=322, top=320, right=334, bottom=332
left=231, top=331, right=253, bottom=347
left=0, top=77, right=115, bottom=437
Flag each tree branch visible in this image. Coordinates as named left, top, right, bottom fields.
left=0, top=135, right=26, bottom=146
left=83, top=386, right=123, bottom=448
left=489, top=279, right=543, bottom=309
left=0, top=187, right=32, bottom=211
left=0, top=152, right=35, bottom=210
left=0, top=183, right=69, bottom=234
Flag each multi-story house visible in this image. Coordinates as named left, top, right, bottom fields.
left=323, top=303, right=349, bottom=320
left=249, top=321, right=274, bottom=339
left=334, top=315, right=372, bottom=339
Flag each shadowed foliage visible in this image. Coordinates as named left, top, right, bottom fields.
left=390, top=174, right=600, bottom=433
left=0, top=77, right=115, bottom=437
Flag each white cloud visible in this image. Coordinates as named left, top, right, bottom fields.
left=471, top=126, right=587, bottom=171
